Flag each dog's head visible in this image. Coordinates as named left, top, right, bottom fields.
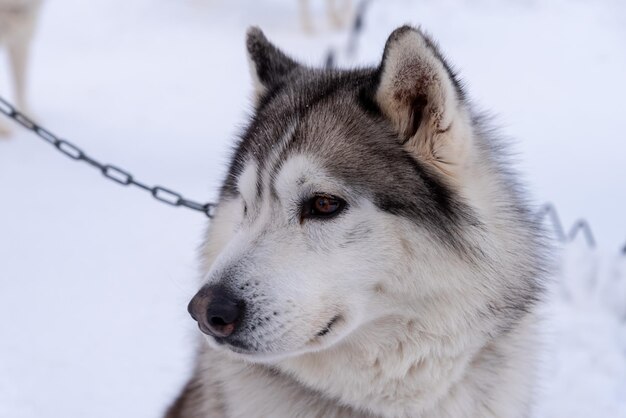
left=188, top=26, right=538, bottom=362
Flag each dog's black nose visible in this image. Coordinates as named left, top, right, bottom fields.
left=188, top=285, right=243, bottom=338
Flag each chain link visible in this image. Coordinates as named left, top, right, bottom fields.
left=0, top=96, right=215, bottom=218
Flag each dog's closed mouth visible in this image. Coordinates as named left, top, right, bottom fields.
left=316, top=315, right=341, bottom=338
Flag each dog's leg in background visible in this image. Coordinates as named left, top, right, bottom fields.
left=0, top=37, right=32, bottom=138
left=8, top=35, right=31, bottom=114
left=0, top=114, right=11, bottom=137
left=326, top=0, right=351, bottom=29
left=0, top=44, right=14, bottom=136
left=299, top=0, right=314, bottom=33
left=0, top=1, right=40, bottom=137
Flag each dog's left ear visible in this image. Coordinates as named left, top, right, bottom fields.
left=246, top=27, right=301, bottom=102
left=375, top=26, right=471, bottom=177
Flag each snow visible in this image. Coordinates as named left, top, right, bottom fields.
left=0, top=0, right=625, bottom=417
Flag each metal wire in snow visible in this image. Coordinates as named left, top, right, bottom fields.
left=568, top=220, right=596, bottom=248
left=535, top=204, right=566, bottom=242
left=536, top=203, right=596, bottom=248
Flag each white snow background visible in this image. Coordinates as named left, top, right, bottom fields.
left=1, top=0, right=625, bottom=417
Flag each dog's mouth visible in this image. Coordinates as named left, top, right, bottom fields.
left=213, top=335, right=251, bottom=351
left=315, top=315, right=341, bottom=338
left=206, top=313, right=347, bottom=362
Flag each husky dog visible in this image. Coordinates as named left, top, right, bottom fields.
left=0, top=0, right=41, bottom=136
left=167, top=25, right=546, bottom=418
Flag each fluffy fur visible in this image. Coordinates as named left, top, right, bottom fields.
left=167, top=25, right=547, bottom=418
left=0, top=0, right=41, bottom=136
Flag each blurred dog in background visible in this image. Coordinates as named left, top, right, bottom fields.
left=299, top=0, right=352, bottom=32
left=0, top=0, right=42, bottom=136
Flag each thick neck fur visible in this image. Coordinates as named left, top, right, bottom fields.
left=275, top=309, right=537, bottom=418
left=279, top=314, right=482, bottom=417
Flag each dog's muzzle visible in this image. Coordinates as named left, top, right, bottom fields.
left=187, top=284, right=244, bottom=338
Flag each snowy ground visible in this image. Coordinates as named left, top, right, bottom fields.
left=1, top=0, right=625, bottom=417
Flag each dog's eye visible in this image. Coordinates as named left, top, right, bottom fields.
left=301, top=195, right=346, bottom=221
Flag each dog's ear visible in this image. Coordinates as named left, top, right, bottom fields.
left=375, top=26, right=470, bottom=177
left=246, top=27, right=300, bottom=102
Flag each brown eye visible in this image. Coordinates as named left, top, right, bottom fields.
left=301, top=194, right=346, bottom=221
left=314, top=196, right=338, bottom=213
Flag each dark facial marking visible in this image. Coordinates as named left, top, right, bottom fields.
left=221, top=56, right=476, bottom=254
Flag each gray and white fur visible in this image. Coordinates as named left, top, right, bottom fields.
left=166, top=25, right=547, bottom=418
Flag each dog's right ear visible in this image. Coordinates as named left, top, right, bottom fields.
left=374, top=26, right=470, bottom=179
left=246, top=27, right=300, bottom=102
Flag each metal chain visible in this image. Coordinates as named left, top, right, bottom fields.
left=0, top=96, right=215, bottom=218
